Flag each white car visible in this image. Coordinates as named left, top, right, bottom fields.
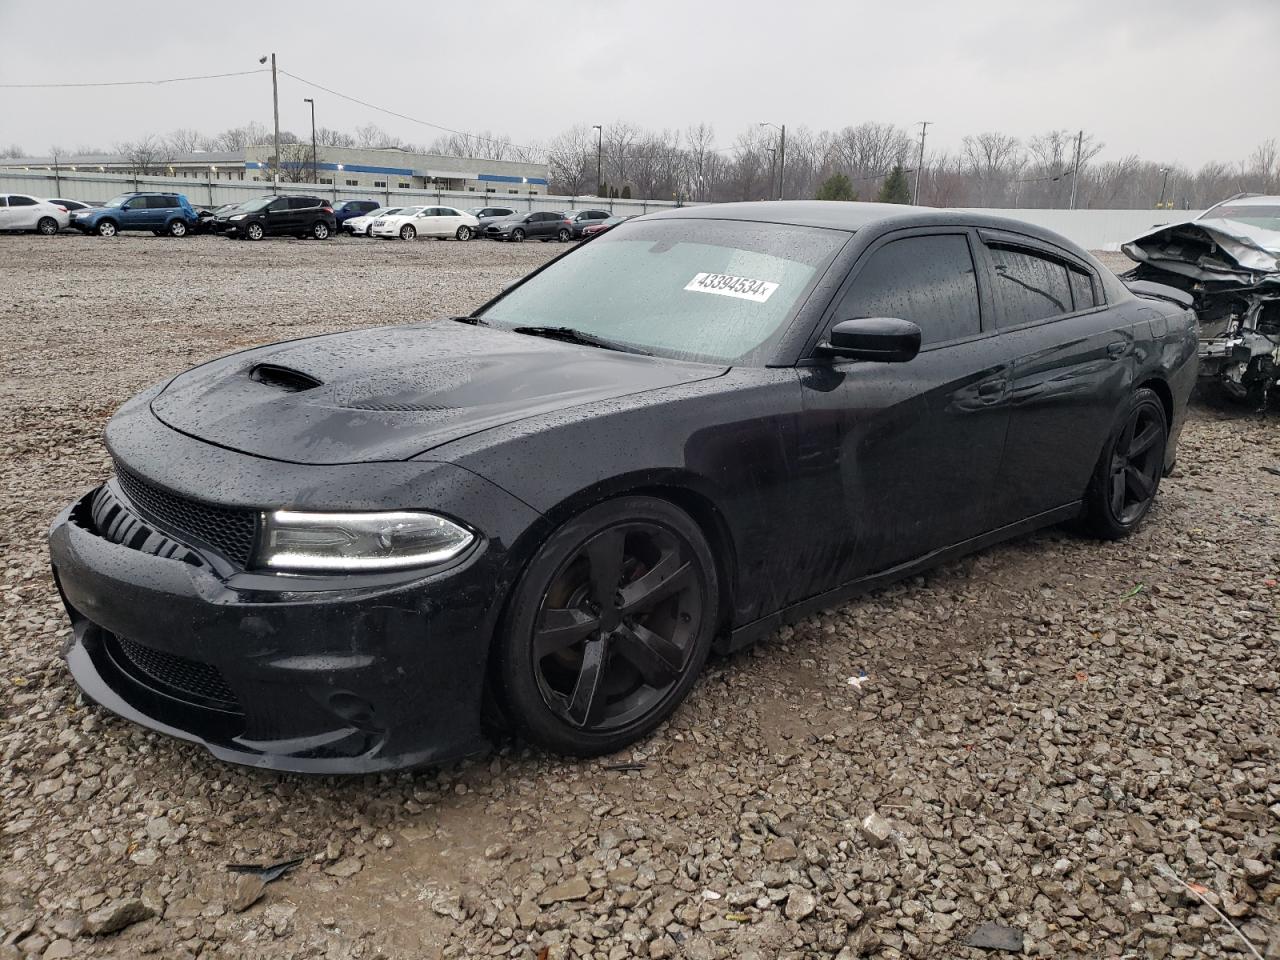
left=0, top=194, right=71, bottom=235
left=344, top=206, right=403, bottom=237
left=371, top=205, right=480, bottom=241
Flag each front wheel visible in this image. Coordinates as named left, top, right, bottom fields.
left=510, top=228, right=525, bottom=242
left=400, top=224, right=416, bottom=241
left=557, top=228, right=572, bottom=242
left=1079, top=387, right=1168, bottom=540
left=312, top=221, right=331, bottom=240
left=493, top=496, right=719, bottom=756
left=37, top=217, right=59, bottom=236
left=246, top=223, right=264, bottom=241
left=456, top=225, right=473, bottom=241
left=96, top=220, right=118, bottom=238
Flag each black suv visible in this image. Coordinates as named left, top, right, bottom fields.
left=565, top=209, right=612, bottom=238
left=216, top=195, right=337, bottom=240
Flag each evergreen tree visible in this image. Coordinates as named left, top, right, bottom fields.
left=621, top=184, right=632, bottom=200
left=814, top=173, right=858, bottom=202
left=876, top=164, right=912, bottom=204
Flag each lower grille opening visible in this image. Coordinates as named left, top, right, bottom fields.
left=104, top=632, right=242, bottom=713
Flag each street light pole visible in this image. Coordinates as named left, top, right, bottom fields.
left=592, top=124, right=603, bottom=196
left=303, top=97, right=316, bottom=184
left=1068, top=129, right=1083, bottom=210
left=912, top=121, right=931, bottom=205
left=259, top=53, right=280, bottom=189
left=1157, top=166, right=1170, bottom=209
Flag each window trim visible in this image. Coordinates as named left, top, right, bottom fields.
left=802, top=225, right=995, bottom=363
left=975, top=228, right=1107, bottom=333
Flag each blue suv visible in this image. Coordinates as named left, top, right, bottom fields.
left=72, top=192, right=199, bottom=237
left=333, top=199, right=380, bottom=230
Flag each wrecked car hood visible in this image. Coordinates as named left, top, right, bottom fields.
left=1122, top=218, right=1280, bottom=285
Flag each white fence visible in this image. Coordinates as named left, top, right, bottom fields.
left=0, top=170, right=686, bottom=219
left=1, top=169, right=1201, bottom=250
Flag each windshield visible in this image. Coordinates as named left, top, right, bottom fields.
left=104, top=195, right=132, bottom=208
left=1204, top=204, right=1280, bottom=232
left=239, top=196, right=275, bottom=213
left=367, top=207, right=399, bottom=218
left=397, top=206, right=425, bottom=217
left=481, top=218, right=846, bottom=365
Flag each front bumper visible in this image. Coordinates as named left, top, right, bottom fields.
left=47, top=402, right=544, bottom=772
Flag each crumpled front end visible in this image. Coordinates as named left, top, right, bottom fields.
left=1123, top=218, right=1280, bottom=404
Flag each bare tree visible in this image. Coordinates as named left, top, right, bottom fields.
left=114, top=135, right=174, bottom=175
left=0, top=144, right=26, bottom=159
left=961, top=132, right=1023, bottom=205
left=211, top=122, right=269, bottom=151
left=545, top=125, right=596, bottom=196
left=316, top=127, right=356, bottom=148
left=165, top=128, right=209, bottom=154
left=355, top=123, right=407, bottom=150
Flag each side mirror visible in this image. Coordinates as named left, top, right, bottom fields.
left=819, top=317, right=921, bottom=363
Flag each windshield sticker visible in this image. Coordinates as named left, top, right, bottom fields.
left=684, top=273, right=779, bottom=303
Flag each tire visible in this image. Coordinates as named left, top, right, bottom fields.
left=365, top=226, right=374, bottom=237
left=1079, top=387, right=1168, bottom=540
left=246, top=223, right=264, bottom=241
left=511, top=228, right=525, bottom=242
left=557, top=228, right=571, bottom=242
left=400, top=224, right=416, bottom=241
left=96, top=220, right=118, bottom=238
left=168, top=219, right=188, bottom=238
left=37, top=217, right=59, bottom=236
left=493, top=496, right=719, bottom=756
left=456, top=225, right=473, bottom=241
left=312, top=221, right=330, bottom=240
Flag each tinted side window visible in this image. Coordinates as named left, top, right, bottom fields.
left=988, top=245, right=1072, bottom=327
left=288, top=197, right=316, bottom=210
left=1069, top=267, right=1097, bottom=309
left=267, top=198, right=289, bottom=212
left=10, top=195, right=37, bottom=207
left=837, top=234, right=982, bottom=345
left=0, top=197, right=7, bottom=208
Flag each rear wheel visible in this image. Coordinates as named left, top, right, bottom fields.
left=37, top=217, right=59, bottom=236
left=494, top=496, right=718, bottom=756
left=246, top=223, right=264, bottom=241
left=1080, top=387, right=1167, bottom=539
left=456, top=225, right=473, bottom=241
left=312, top=221, right=330, bottom=240
left=400, top=224, right=416, bottom=241
left=168, top=219, right=188, bottom=238
left=96, top=220, right=118, bottom=238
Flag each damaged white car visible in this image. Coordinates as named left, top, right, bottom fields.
left=1123, top=194, right=1280, bottom=406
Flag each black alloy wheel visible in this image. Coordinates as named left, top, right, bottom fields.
left=495, top=497, right=718, bottom=755
left=510, top=228, right=525, bottom=242
left=1081, top=387, right=1167, bottom=539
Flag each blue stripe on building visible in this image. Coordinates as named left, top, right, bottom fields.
left=478, top=173, right=549, bottom=185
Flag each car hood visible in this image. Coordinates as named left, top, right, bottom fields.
left=1123, top=217, right=1280, bottom=285
left=149, top=321, right=727, bottom=465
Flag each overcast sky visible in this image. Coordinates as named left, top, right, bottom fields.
left=2, top=0, right=1275, bottom=169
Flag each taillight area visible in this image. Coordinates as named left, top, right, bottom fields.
left=54, top=205, right=68, bottom=213
left=321, top=206, right=333, bottom=214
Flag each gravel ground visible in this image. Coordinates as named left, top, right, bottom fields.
left=0, top=235, right=1277, bottom=960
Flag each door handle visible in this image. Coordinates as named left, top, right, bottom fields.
left=1106, top=340, right=1128, bottom=358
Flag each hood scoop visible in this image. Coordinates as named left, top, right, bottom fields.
left=250, top=363, right=323, bottom=392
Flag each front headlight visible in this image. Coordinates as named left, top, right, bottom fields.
left=258, top=510, right=474, bottom=572
left=229, top=214, right=246, bottom=221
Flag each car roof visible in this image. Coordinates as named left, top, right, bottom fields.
left=643, top=200, right=1095, bottom=252
left=1207, top=194, right=1280, bottom=208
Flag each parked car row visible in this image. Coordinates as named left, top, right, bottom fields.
left=1, top=190, right=632, bottom=243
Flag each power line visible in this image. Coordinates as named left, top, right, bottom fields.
left=277, top=69, right=546, bottom=159
left=0, top=69, right=268, bottom=89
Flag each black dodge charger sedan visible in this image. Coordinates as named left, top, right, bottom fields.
left=48, top=202, right=1198, bottom=773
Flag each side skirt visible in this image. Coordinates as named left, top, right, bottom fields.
left=714, top=502, right=1083, bottom=655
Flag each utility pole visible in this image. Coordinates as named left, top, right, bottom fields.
left=1157, top=166, right=1170, bottom=209
left=303, top=97, right=317, bottom=183
left=259, top=53, right=280, bottom=189
left=912, top=121, right=930, bottom=205
left=760, top=121, right=786, bottom=199
left=1068, top=129, right=1083, bottom=210
left=592, top=124, right=603, bottom=196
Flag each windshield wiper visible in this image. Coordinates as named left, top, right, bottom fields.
left=449, top=315, right=488, bottom=325
left=511, top=325, right=651, bottom=355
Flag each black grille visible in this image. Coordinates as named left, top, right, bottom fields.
left=115, top=465, right=257, bottom=567
left=107, top=633, right=241, bottom=710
